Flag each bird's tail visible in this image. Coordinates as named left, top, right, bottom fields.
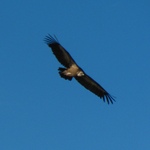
left=58, top=67, right=73, bottom=81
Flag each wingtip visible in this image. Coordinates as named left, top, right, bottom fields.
left=102, top=94, right=116, bottom=104
left=44, top=34, right=59, bottom=46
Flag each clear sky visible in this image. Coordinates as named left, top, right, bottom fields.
left=0, top=0, right=150, bottom=150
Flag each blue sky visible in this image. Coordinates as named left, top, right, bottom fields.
left=0, top=0, right=150, bottom=149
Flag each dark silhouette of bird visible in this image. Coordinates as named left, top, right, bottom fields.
left=44, top=34, right=115, bottom=104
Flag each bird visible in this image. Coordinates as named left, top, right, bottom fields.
left=44, top=34, right=115, bottom=104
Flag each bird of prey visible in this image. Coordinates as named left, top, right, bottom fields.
left=44, top=34, right=115, bottom=104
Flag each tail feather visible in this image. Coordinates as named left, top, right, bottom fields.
left=58, top=67, right=66, bottom=72
left=58, top=67, right=73, bottom=81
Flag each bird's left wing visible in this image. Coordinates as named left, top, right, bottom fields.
left=44, top=34, right=77, bottom=68
left=75, top=73, right=115, bottom=104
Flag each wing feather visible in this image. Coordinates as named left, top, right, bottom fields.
left=44, top=34, right=76, bottom=68
left=75, top=73, right=115, bottom=104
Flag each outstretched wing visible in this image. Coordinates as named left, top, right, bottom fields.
left=44, top=34, right=77, bottom=68
left=75, top=73, right=115, bottom=104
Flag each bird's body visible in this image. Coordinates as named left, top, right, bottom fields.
left=44, top=34, right=115, bottom=104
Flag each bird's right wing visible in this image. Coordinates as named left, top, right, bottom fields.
left=75, top=73, right=115, bottom=104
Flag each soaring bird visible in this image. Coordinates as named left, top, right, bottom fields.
left=44, top=34, right=115, bottom=104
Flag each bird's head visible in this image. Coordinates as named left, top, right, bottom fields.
left=77, top=71, right=84, bottom=77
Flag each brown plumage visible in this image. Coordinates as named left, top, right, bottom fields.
left=44, top=34, right=115, bottom=104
